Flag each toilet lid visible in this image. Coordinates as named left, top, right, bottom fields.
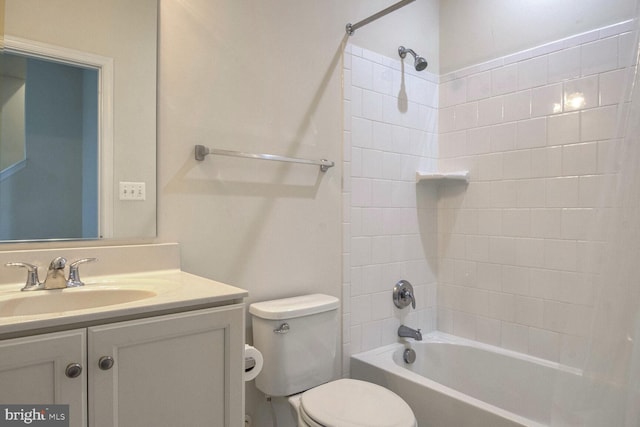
left=300, top=379, right=416, bottom=427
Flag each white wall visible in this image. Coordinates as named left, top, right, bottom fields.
left=156, top=1, right=437, bottom=425
left=440, top=0, right=637, bottom=73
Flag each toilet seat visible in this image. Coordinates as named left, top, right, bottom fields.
left=299, top=379, right=416, bottom=427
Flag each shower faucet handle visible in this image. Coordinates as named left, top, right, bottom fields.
left=393, top=280, right=416, bottom=309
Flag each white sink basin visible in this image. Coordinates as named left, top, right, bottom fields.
left=0, top=287, right=157, bottom=317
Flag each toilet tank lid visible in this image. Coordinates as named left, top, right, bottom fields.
left=249, top=294, right=339, bottom=320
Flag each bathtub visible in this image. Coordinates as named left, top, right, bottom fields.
left=350, top=332, right=582, bottom=427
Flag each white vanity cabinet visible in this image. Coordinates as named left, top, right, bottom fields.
left=0, top=303, right=245, bottom=427
left=0, top=329, right=88, bottom=423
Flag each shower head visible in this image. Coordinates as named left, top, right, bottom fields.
left=398, top=46, right=428, bottom=71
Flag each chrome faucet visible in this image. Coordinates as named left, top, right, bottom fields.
left=398, top=325, right=422, bottom=341
left=43, top=257, right=68, bottom=289
left=5, top=257, right=98, bottom=291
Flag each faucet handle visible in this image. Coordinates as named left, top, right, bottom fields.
left=67, top=258, right=98, bottom=287
left=393, top=279, right=416, bottom=309
left=5, top=262, right=43, bottom=291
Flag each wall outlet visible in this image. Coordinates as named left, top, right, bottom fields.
left=119, top=181, right=146, bottom=201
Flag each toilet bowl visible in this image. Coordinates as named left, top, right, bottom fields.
left=288, top=378, right=416, bottom=427
left=249, top=294, right=416, bottom=427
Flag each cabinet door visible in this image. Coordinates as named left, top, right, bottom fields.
left=88, top=304, right=244, bottom=427
left=0, top=329, right=87, bottom=427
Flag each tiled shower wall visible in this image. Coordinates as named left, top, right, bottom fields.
left=342, top=44, right=439, bottom=375
left=343, top=21, right=636, bottom=374
left=437, top=21, right=636, bottom=367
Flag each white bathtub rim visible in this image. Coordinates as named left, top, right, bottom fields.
left=351, top=332, right=583, bottom=427
left=419, top=332, right=582, bottom=375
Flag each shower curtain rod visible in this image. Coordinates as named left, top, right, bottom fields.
left=346, top=0, right=416, bottom=36
left=194, top=145, right=335, bottom=172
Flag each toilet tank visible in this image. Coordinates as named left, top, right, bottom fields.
left=249, top=294, right=340, bottom=397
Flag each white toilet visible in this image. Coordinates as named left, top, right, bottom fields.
left=250, top=294, right=417, bottom=427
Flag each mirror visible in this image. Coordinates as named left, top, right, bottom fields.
left=0, top=0, right=157, bottom=242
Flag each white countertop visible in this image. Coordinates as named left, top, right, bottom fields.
left=0, top=269, right=248, bottom=339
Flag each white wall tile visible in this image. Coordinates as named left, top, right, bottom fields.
left=468, top=127, right=492, bottom=155
left=581, top=105, right=619, bottom=141
left=453, top=311, right=478, bottom=339
left=546, top=177, right=579, bottom=207
left=503, top=90, right=531, bottom=122
left=454, top=102, right=479, bottom=130
left=528, top=327, right=560, bottom=361
left=490, top=123, right=517, bottom=152
left=361, top=149, right=384, bottom=178
left=478, top=96, right=504, bottom=126
left=618, top=31, right=637, bottom=67
left=492, top=63, right=519, bottom=95
left=502, top=209, right=531, bottom=237
left=544, top=239, right=577, bottom=271
left=531, top=83, right=563, bottom=117
left=563, top=75, right=598, bottom=111
left=531, top=146, right=563, bottom=177
left=516, top=179, right=546, bottom=208
left=515, top=296, right=544, bottom=328
left=548, top=46, right=581, bottom=83
left=562, top=142, right=597, bottom=176
left=581, top=37, right=619, bottom=76
left=515, top=238, right=545, bottom=268
left=468, top=70, right=492, bottom=101
left=351, top=117, right=372, bottom=148
left=531, top=208, right=562, bottom=238
left=352, top=56, right=373, bottom=89
left=502, top=264, right=531, bottom=295
left=516, top=117, right=547, bottom=149
left=547, top=112, right=580, bottom=145
left=561, top=208, right=595, bottom=240
left=361, top=321, right=382, bottom=351
left=372, top=63, right=394, bottom=96
left=518, top=56, right=548, bottom=90
left=599, top=68, right=628, bottom=106
left=478, top=153, right=503, bottom=181
left=489, top=237, right=517, bottom=264
left=501, top=322, right=529, bottom=353
left=476, top=262, right=502, bottom=291
left=441, top=78, right=467, bottom=107
left=361, top=89, right=383, bottom=121
left=490, top=180, right=518, bottom=207
left=503, top=150, right=532, bottom=179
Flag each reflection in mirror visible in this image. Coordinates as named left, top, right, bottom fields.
left=0, top=52, right=99, bottom=240
left=1, top=0, right=157, bottom=242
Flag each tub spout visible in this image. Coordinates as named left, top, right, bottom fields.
left=398, top=325, right=422, bottom=341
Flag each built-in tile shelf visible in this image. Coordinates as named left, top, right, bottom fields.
left=416, top=170, right=470, bottom=184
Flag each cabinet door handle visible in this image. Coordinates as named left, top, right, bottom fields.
left=98, top=356, right=115, bottom=370
left=65, top=363, right=83, bottom=378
